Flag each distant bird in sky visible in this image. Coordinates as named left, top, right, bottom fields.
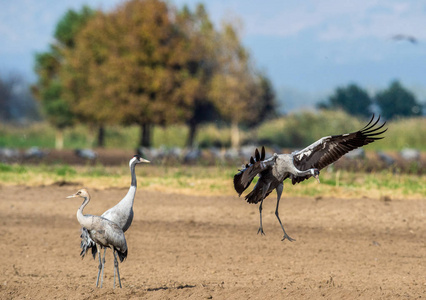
left=80, top=155, right=149, bottom=286
left=391, top=34, right=418, bottom=44
left=67, top=189, right=128, bottom=288
left=234, top=115, right=387, bottom=241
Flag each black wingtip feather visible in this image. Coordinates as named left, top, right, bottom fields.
left=362, top=115, right=382, bottom=132
left=91, top=245, right=97, bottom=259
left=233, top=172, right=245, bottom=195
left=116, top=249, right=127, bottom=263
left=255, top=148, right=260, bottom=161
left=361, top=114, right=375, bottom=130
left=260, top=146, right=265, bottom=160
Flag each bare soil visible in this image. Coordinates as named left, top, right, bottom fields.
left=0, top=185, right=425, bottom=299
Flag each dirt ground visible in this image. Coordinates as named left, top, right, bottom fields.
left=0, top=185, right=425, bottom=299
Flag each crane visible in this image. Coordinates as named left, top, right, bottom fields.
left=80, top=154, right=149, bottom=286
left=67, top=189, right=128, bottom=289
left=234, top=115, right=387, bottom=241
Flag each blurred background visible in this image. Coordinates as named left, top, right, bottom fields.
left=0, top=0, right=425, bottom=171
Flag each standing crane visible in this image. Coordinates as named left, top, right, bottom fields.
left=234, top=115, right=387, bottom=241
left=67, top=189, right=128, bottom=289
left=80, top=154, right=149, bottom=287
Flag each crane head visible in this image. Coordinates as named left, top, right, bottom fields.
left=66, top=188, right=90, bottom=199
left=310, top=168, right=320, bottom=183
left=132, top=154, right=150, bottom=164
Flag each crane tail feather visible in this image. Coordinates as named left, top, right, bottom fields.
left=116, top=249, right=128, bottom=263
left=80, top=227, right=97, bottom=260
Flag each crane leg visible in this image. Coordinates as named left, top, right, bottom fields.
left=95, top=245, right=102, bottom=287
left=257, top=183, right=271, bottom=235
left=257, top=198, right=265, bottom=235
left=100, top=248, right=106, bottom=288
left=275, top=183, right=295, bottom=242
left=113, top=258, right=116, bottom=289
left=113, top=250, right=122, bottom=288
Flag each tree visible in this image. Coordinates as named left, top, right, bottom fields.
left=209, top=24, right=274, bottom=148
left=63, top=0, right=199, bottom=148
left=0, top=73, right=39, bottom=124
left=176, top=4, right=221, bottom=147
left=248, top=73, right=277, bottom=127
left=317, top=83, right=372, bottom=118
left=33, top=6, right=94, bottom=149
left=375, top=81, right=422, bottom=120
left=0, top=74, right=17, bottom=122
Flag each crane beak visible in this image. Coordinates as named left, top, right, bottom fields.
left=139, top=158, right=150, bottom=163
left=314, top=174, right=320, bottom=184
left=66, top=194, right=78, bottom=199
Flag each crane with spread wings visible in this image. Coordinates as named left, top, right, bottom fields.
left=234, top=115, right=387, bottom=241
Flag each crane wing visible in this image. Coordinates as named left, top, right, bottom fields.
left=291, top=114, right=387, bottom=184
left=233, top=146, right=276, bottom=195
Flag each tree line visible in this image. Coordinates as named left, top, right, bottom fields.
left=32, top=0, right=276, bottom=149
left=2, top=0, right=421, bottom=150
left=317, top=81, right=423, bottom=119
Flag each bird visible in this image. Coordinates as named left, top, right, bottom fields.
left=67, top=189, right=128, bottom=289
left=80, top=154, right=149, bottom=286
left=234, top=114, right=387, bottom=241
left=75, top=148, right=97, bottom=160
left=391, top=34, right=418, bottom=44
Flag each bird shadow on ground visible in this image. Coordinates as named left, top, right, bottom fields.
left=146, top=284, right=196, bottom=292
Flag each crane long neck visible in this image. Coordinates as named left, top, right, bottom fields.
left=76, top=196, right=92, bottom=229
left=130, top=161, right=137, bottom=188
left=120, top=160, right=138, bottom=208
left=293, top=165, right=313, bottom=177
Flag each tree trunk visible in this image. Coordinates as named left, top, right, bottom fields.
left=186, top=122, right=197, bottom=148
left=55, top=129, right=64, bottom=150
left=140, top=123, right=152, bottom=147
left=230, top=120, right=240, bottom=149
left=97, top=125, right=105, bottom=148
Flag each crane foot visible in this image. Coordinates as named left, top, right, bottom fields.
left=281, top=233, right=296, bottom=242
left=257, top=227, right=266, bottom=236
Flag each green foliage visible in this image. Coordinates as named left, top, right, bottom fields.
left=39, top=80, right=74, bottom=129
left=257, top=110, right=363, bottom=148
left=257, top=111, right=426, bottom=151
left=197, top=124, right=231, bottom=148
left=0, top=112, right=424, bottom=151
left=0, top=123, right=56, bottom=148
left=54, top=164, right=77, bottom=176
left=375, top=81, right=422, bottom=120
left=373, top=117, right=426, bottom=150
left=317, top=83, right=372, bottom=118
left=54, top=6, right=94, bottom=48
left=0, top=163, right=26, bottom=173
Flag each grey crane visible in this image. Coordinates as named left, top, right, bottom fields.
left=67, top=189, right=128, bottom=289
left=234, top=115, right=387, bottom=241
left=80, top=154, right=149, bottom=286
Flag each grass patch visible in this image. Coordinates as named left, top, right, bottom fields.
left=0, top=163, right=424, bottom=199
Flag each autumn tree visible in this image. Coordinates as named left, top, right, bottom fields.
left=209, top=24, right=274, bottom=148
left=63, top=0, right=199, bottom=148
left=33, top=6, right=94, bottom=149
left=375, top=81, right=422, bottom=120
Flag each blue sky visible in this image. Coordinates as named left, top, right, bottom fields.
left=1, top=0, right=425, bottom=112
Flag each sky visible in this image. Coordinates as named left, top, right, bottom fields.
left=1, top=0, right=426, bottom=112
